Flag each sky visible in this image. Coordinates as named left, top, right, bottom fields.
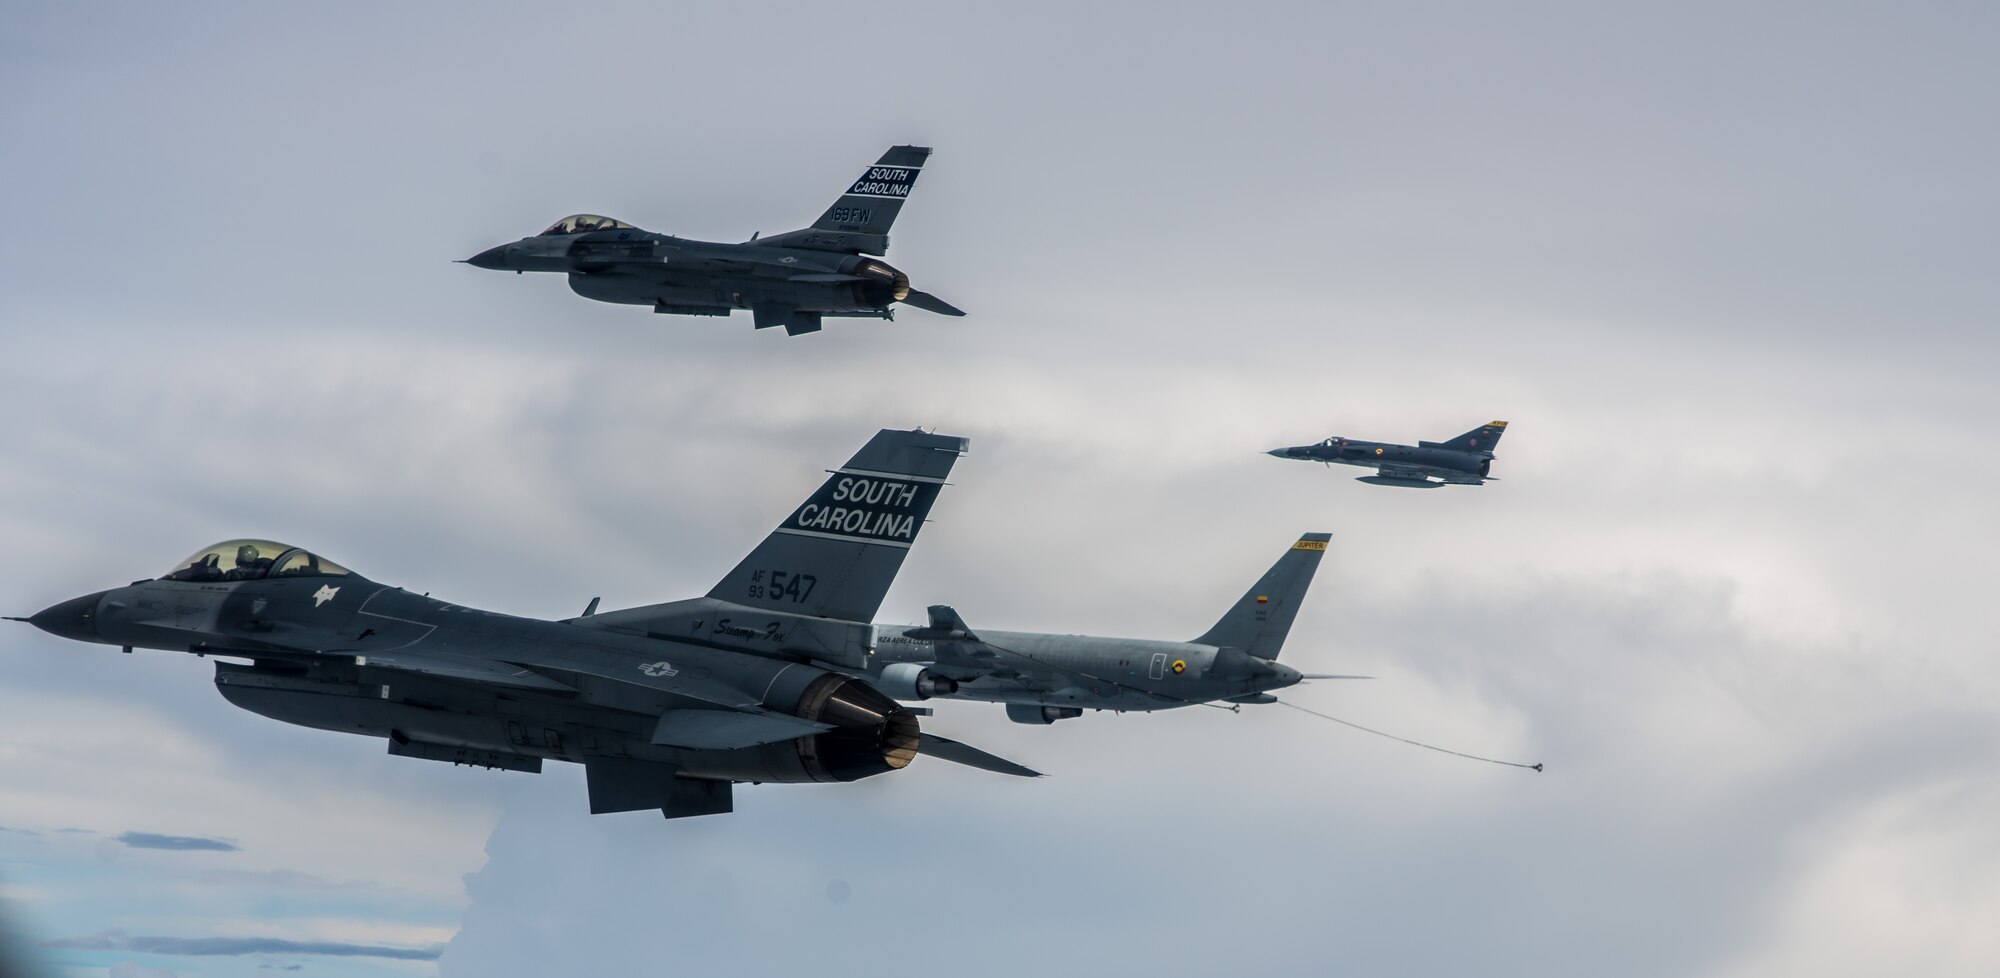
left=2, top=2, right=1997, bottom=976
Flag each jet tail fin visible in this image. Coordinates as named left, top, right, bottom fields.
left=705, top=428, right=966, bottom=623
left=755, top=146, right=931, bottom=255
left=1422, top=421, right=1508, bottom=454
left=1191, top=534, right=1330, bottom=660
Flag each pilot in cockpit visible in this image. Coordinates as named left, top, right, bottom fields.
left=224, top=543, right=272, bottom=581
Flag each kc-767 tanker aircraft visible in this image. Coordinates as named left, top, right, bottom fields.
left=862, top=534, right=1355, bottom=723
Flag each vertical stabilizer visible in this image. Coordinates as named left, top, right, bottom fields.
left=706, top=428, right=966, bottom=623
left=1431, top=421, right=1508, bottom=454
left=1191, top=534, right=1331, bottom=659
left=757, top=146, right=933, bottom=255
left=811, top=145, right=930, bottom=241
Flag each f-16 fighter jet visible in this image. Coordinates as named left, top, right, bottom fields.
left=11, top=430, right=1037, bottom=821
left=1268, top=421, right=1509, bottom=488
left=464, top=145, right=963, bottom=335
left=863, top=535, right=1346, bottom=724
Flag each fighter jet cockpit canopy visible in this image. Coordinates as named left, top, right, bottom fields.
left=162, top=540, right=353, bottom=583
left=541, top=214, right=637, bottom=235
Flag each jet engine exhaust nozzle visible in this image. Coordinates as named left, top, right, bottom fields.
left=793, top=673, right=921, bottom=782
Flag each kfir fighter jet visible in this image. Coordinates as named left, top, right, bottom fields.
left=11, top=430, right=1038, bottom=822
left=1268, top=421, right=1509, bottom=488
left=464, top=145, right=963, bottom=335
left=863, top=534, right=1345, bottom=723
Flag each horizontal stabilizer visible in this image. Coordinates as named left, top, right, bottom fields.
left=900, top=290, right=965, bottom=316
left=918, top=732, right=1041, bottom=777
left=651, top=710, right=832, bottom=750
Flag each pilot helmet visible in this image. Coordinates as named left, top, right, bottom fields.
left=235, top=544, right=261, bottom=566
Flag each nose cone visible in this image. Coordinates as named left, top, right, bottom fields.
left=464, top=244, right=513, bottom=270
left=26, top=591, right=108, bottom=644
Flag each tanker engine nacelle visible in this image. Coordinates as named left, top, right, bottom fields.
left=876, top=662, right=960, bottom=700
left=1006, top=704, right=1083, bottom=725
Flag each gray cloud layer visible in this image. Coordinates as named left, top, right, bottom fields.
left=3, top=3, right=1997, bottom=978
left=114, top=833, right=238, bottom=853
left=43, top=933, right=439, bottom=961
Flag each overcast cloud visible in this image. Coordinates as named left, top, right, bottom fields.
left=3, top=3, right=1996, bottom=978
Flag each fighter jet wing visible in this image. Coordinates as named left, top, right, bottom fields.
left=569, top=252, right=760, bottom=276
left=1378, top=464, right=1440, bottom=480
left=200, top=643, right=579, bottom=694
left=897, top=608, right=1095, bottom=692
left=362, top=651, right=577, bottom=692
left=901, top=605, right=1009, bottom=680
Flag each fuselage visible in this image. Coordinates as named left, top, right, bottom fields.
left=866, top=626, right=1302, bottom=712
left=467, top=228, right=911, bottom=316
left=31, top=569, right=914, bottom=785
left=1269, top=438, right=1491, bottom=476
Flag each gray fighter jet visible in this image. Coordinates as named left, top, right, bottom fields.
left=1268, top=421, right=1509, bottom=488
left=11, top=430, right=1038, bottom=821
left=464, top=145, right=963, bottom=335
left=864, top=534, right=1346, bottom=723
